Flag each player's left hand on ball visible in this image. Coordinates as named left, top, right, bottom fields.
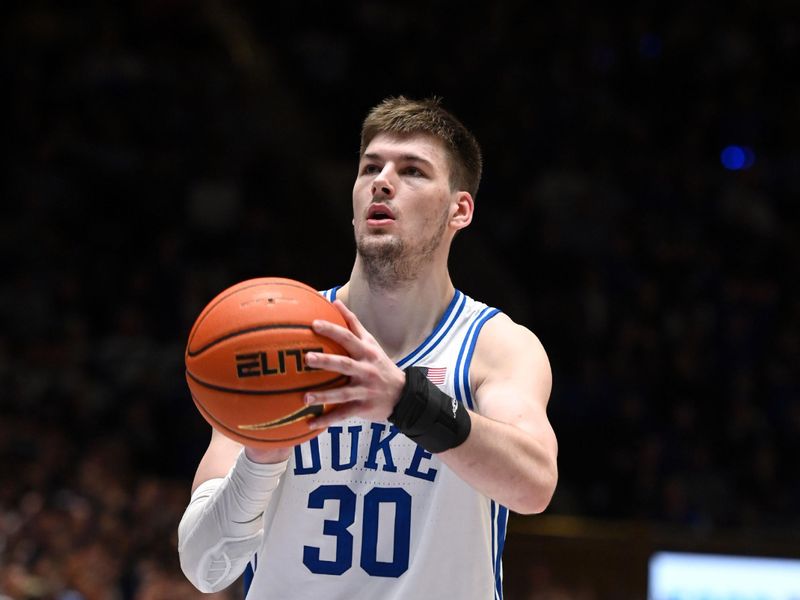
left=303, top=299, right=405, bottom=428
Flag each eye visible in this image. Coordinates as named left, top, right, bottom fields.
left=403, top=166, right=425, bottom=177
left=361, top=164, right=381, bottom=175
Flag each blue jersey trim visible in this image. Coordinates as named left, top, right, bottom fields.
left=243, top=553, right=257, bottom=598
left=397, top=290, right=465, bottom=369
left=490, top=501, right=496, bottom=600
left=318, top=288, right=465, bottom=370
left=321, top=286, right=342, bottom=302
left=454, top=313, right=477, bottom=410
left=243, top=565, right=252, bottom=598
left=461, top=307, right=500, bottom=410
left=494, top=505, right=508, bottom=600
left=454, top=306, right=500, bottom=410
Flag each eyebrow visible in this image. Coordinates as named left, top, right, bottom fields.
left=362, top=152, right=435, bottom=169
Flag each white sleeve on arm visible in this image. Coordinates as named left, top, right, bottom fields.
left=178, top=449, right=288, bottom=593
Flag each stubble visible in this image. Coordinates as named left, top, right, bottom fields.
left=355, top=208, right=449, bottom=291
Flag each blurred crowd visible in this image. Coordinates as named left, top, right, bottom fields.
left=2, top=1, right=798, bottom=598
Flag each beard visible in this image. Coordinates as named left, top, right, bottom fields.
left=355, top=208, right=449, bottom=290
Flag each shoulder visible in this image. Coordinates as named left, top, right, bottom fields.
left=473, top=311, right=548, bottom=363
left=470, top=312, right=551, bottom=398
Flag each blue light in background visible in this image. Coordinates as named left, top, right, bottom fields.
left=721, top=145, right=755, bottom=170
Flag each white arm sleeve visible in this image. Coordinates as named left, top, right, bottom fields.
left=177, top=449, right=288, bottom=593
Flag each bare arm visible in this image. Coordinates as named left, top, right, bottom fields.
left=436, top=314, right=557, bottom=514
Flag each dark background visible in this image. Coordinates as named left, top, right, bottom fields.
left=2, top=1, right=799, bottom=598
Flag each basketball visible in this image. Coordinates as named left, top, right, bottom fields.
left=185, top=277, right=349, bottom=448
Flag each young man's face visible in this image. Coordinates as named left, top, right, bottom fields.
left=352, top=133, right=463, bottom=272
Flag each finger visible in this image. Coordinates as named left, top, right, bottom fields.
left=309, top=402, right=364, bottom=430
left=331, top=299, right=371, bottom=339
left=312, top=319, right=366, bottom=358
left=305, top=350, right=363, bottom=376
left=305, top=385, right=368, bottom=406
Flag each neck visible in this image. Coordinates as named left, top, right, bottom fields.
left=337, top=258, right=455, bottom=361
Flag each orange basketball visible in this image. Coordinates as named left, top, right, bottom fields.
left=185, top=277, right=349, bottom=448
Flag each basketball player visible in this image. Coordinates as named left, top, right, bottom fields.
left=178, top=97, right=558, bottom=599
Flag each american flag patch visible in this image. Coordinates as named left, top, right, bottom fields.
left=424, top=366, right=448, bottom=385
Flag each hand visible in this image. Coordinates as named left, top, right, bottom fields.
left=303, top=300, right=406, bottom=429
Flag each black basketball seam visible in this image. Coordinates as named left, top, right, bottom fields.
left=185, top=369, right=349, bottom=395
left=187, top=280, right=323, bottom=350
left=190, top=392, right=319, bottom=444
left=187, top=323, right=315, bottom=357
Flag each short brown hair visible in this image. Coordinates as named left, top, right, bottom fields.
left=359, top=96, right=483, bottom=198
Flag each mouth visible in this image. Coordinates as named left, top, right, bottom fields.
left=366, top=204, right=396, bottom=226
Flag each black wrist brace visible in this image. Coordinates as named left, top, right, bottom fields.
left=388, top=366, right=472, bottom=454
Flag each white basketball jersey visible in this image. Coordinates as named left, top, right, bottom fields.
left=244, top=288, right=508, bottom=600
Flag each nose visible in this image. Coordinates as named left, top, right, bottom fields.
left=371, top=165, right=395, bottom=198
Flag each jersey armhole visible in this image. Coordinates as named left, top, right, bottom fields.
left=454, top=307, right=501, bottom=412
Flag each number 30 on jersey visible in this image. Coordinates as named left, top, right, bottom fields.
left=303, top=485, right=411, bottom=577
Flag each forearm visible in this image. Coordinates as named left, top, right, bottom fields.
left=178, top=449, right=288, bottom=592
left=386, top=366, right=556, bottom=513
left=439, top=412, right=557, bottom=514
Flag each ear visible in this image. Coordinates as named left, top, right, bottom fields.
left=450, top=191, right=474, bottom=231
